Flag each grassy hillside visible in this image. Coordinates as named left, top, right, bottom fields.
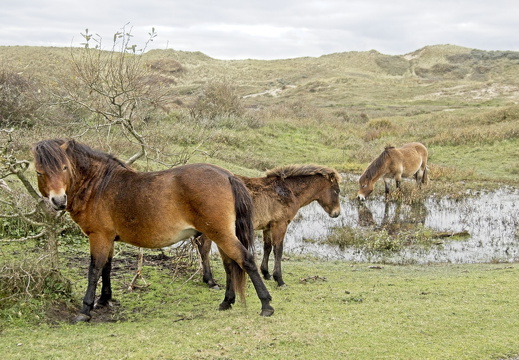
left=1, top=43, right=518, bottom=184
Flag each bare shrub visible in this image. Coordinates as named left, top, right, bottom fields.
left=334, top=109, right=351, bottom=122
left=351, top=142, right=381, bottom=163
left=333, top=110, right=370, bottom=124
left=359, top=113, right=369, bottom=122
left=366, top=118, right=394, bottom=130
left=479, top=104, right=519, bottom=124
left=362, top=129, right=383, bottom=142
left=148, top=58, right=184, bottom=74
left=0, top=260, right=72, bottom=310
left=375, top=55, right=410, bottom=76
left=258, top=100, right=328, bottom=124
left=363, top=118, right=395, bottom=141
left=189, top=81, right=244, bottom=121
left=0, top=67, right=42, bottom=127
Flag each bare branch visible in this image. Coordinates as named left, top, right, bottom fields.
left=0, top=230, right=46, bottom=242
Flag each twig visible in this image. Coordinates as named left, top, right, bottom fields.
left=0, top=231, right=46, bottom=242
left=172, top=267, right=201, bottom=291
left=128, top=248, right=147, bottom=291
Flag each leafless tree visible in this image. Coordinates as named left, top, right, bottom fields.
left=62, top=25, right=174, bottom=165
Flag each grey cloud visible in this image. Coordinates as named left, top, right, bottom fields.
left=1, top=0, right=519, bottom=59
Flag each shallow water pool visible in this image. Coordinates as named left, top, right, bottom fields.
left=282, top=187, right=519, bottom=264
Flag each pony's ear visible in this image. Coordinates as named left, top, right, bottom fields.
left=326, top=171, right=341, bottom=183
left=60, top=141, right=69, bottom=152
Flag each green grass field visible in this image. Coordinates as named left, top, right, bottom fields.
left=1, top=249, right=518, bottom=359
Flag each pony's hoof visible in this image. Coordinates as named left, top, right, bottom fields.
left=73, top=313, right=91, bottom=323
left=277, top=283, right=287, bottom=289
left=209, top=284, right=221, bottom=291
left=94, top=300, right=111, bottom=309
left=218, top=302, right=233, bottom=311
left=260, top=308, right=274, bottom=317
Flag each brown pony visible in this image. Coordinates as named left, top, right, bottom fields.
left=32, top=139, right=274, bottom=321
left=198, top=164, right=342, bottom=288
left=357, top=142, right=428, bottom=200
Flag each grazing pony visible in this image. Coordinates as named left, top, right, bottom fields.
left=357, top=142, right=428, bottom=200
left=198, top=164, right=342, bottom=287
left=32, top=139, right=274, bottom=321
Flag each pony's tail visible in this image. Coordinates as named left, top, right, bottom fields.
left=228, top=175, right=255, bottom=302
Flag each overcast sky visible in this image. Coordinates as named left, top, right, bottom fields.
left=1, top=0, right=518, bottom=60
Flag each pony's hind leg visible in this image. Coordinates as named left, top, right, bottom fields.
left=415, top=168, right=426, bottom=188
left=217, top=249, right=236, bottom=310
left=260, top=229, right=273, bottom=280
left=242, top=249, right=274, bottom=316
left=215, top=237, right=274, bottom=317
left=271, top=223, right=289, bottom=287
left=197, top=235, right=220, bottom=289
left=422, top=166, right=429, bottom=185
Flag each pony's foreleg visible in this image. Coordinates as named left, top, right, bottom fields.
left=96, top=244, right=114, bottom=307
left=75, top=236, right=112, bottom=322
left=271, top=223, right=288, bottom=287
left=197, top=235, right=219, bottom=289
left=260, top=229, right=273, bottom=280
left=384, top=178, right=392, bottom=194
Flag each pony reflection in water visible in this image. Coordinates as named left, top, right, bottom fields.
left=357, top=142, right=428, bottom=201
left=32, top=139, right=274, bottom=321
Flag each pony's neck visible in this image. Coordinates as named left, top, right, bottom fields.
left=285, top=175, right=327, bottom=207
left=365, top=166, right=383, bottom=182
left=365, top=152, right=391, bottom=182
left=67, top=156, right=129, bottom=212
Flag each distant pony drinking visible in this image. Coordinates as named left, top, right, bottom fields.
left=357, top=142, right=428, bottom=200
left=32, top=139, right=274, bottom=321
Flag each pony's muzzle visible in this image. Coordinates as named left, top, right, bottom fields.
left=357, top=194, right=366, bottom=201
left=50, top=194, right=67, bottom=210
left=330, top=208, right=341, bottom=218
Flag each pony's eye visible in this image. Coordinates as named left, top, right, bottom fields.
left=63, top=165, right=68, bottom=171
left=36, top=171, right=43, bottom=177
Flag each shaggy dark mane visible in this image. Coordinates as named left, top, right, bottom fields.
left=65, top=139, right=130, bottom=170
left=266, top=164, right=341, bottom=183
left=33, top=139, right=130, bottom=172
left=363, top=147, right=393, bottom=180
left=32, top=139, right=132, bottom=199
